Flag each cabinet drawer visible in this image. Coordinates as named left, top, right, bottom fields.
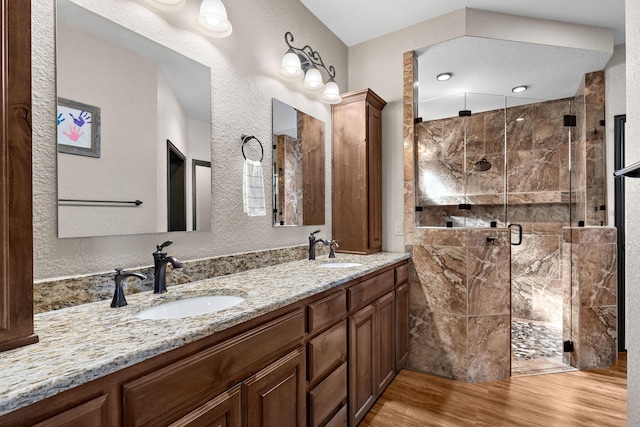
left=324, top=404, right=347, bottom=427
left=308, top=290, right=346, bottom=336
left=309, top=362, right=347, bottom=427
left=123, top=309, right=305, bottom=427
left=308, top=321, right=347, bottom=385
left=395, top=262, right=409, bottom=285
left=348, top=270, right=394, bottom=312
left=33, top=395, right=108, bottom=427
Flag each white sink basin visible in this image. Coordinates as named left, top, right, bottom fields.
left=136, top=295, right=245, bottom=320
left=318, top=262, right=363, bottom=269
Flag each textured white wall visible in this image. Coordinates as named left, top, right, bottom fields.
left=32, top=0, right=347, bottom=279
left=626, top=0, right=640, bottom=423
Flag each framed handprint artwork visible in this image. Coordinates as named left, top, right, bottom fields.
left=57, top=98, right=101, bottom=158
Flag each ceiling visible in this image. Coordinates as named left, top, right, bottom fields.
left=299, top=0, right=625, bottom=47
left=300, top=0, right=624, bottom=120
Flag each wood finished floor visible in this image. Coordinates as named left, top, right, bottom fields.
left=360, top=353, right=627, bottom=427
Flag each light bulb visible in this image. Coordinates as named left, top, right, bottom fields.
left=280, top=50, right=303, bottom=81
left=322, top=80, right=342, bottom=104
left=196, top=0, right=232, bottom=38
left=303, top=67, right=324, bottom=92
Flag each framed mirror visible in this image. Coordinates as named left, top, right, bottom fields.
left=56, top=0, right=212, bottom=238
left=271, top=99, right=325, bottom=226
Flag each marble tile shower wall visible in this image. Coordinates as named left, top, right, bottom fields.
left=415, top=97, right=575, bottom=325
left=415, top=97, right=574, bottom=228
left=562, top=227, right=617, bottom=370
left=408, top=228, right=511, bottom=382
left=33, top=245, right=315, bottom=314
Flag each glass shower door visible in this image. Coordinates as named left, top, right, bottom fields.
left=505, top=95, right=573, bottom=376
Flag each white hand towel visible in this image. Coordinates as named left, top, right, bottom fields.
left=243, top=158, right=266, bottom=216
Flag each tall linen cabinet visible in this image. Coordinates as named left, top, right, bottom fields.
left=331, top=89, right=386, bottom=254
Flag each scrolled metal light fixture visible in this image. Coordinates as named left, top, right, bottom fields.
left=279, top=31, right=342, bottom=104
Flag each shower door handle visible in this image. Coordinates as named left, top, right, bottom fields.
left=508, top=223, right=523, bottom=246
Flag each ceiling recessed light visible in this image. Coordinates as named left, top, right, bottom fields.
left=436, top=73, right=452, bottom=81
left=512, top=85, right=528, bottom=93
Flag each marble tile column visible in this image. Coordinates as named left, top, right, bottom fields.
left=562, top=227, right=617, bottom=370
left=408, top=228, right=511, bottom=382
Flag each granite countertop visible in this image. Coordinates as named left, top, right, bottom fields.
left=0, top=252, right=409, bottom=416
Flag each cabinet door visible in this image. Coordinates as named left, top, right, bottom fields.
left=332, top=101, right=368, bottom=253
left=169, top=384, right=241, bottom=427
left=395, top=282, right=410, bottom=369
left=348, top=304, right=376, bottom=426
left=375, top=291, right=395, bottom=396
left=244, top=347, right=306, bottom=427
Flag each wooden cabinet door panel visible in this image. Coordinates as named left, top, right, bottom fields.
left=348, top=304, right=375, bottom=426
left=375, top=291, right=395, bottom=396
left=331, top=101, right=367, bottom=252
left=244, top=347, right=306, bottom=427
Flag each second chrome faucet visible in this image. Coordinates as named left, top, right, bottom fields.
left=153, top=241, right=183, bottom=293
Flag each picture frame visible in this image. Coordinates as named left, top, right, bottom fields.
left=57, top=97, right=101, bottom=158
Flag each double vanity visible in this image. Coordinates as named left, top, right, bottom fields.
left=0, top=252, right=409, bottom=426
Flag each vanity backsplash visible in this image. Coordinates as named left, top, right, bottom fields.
left=34, top=245, right=326, bottom=313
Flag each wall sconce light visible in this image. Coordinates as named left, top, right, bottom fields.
left=196, top=0, right=233, bottom=38
left=140, top=0, right=232, bottom=39
left=279, top=32, right=342, bottom=104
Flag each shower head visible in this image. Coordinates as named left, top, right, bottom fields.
left=473, top=158, right=492, bottom=172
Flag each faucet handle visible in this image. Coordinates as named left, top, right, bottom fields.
left=329, top=240, right=339, bottom=258
left=310, top=230, right=321, bottom=239
left=156, top=240, right=173, bottom=252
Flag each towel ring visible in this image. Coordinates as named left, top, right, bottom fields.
left=241, top=134, right=264, bottom=162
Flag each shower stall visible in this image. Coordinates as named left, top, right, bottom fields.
left=410, top=70, right=614, bottom=378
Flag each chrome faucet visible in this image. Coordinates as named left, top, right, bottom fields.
left=111, top=268, right=147, bottom=308
left=308, top=230, right=330, bottom=260
left=153, top=241, right=183, bottom=294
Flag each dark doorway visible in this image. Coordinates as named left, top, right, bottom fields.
left=614, top=114, right=626, bottom=352
left=167, top=140, right=186, bottom=232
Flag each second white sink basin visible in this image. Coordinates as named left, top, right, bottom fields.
left=136, top=295, right=245, bottom=320
left=319, top=262, right=363, bottom=269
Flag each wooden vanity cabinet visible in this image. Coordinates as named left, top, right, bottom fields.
left=0, top=260, right=410, bottom=427
left=331, top=89, right=386, bottom=255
